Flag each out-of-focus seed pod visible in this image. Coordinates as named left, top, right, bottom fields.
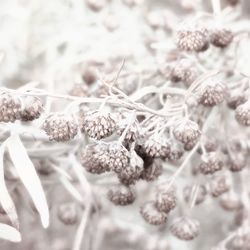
left=140, top=159, right=163, bottom=182
left=197, top=137, right=218, bottom=154
left=155, top=189, right=177, bottom=213
left=167, top=140, right=184, bottom=162
left=176, top=29, right=209, bottom=52
left=184, top=139, right=198, bottom=151
left=107, top=184, right=136, bottom=206
left=86, top=0, right=106, bottom=12
left=82, top=66, right=97, bottom=85
left=20, top=96, right=43, bottom=121
left=33, top=159, right=53, bottom=175
left=103, top=13, right=119, bottom=32
left=42, top=113, right=78, bottom=142
left=227, top=0, right=240, bottom=6
left=219, top=192, right=242, bottom=211
left=199, top=152, right=223, bottom=175
left=0, top=93, right=22, bottom=122
left=210, top=29, right=233, bottom=48
left=80, top=111, right=117, bottom=140
left=226, top=231, right=250, bottom=250
left=183, top=185, right=207, bottom=206
left=209, top=175, right=230, bottom=198
left=227, top=153, right=246, bottom=172
left=235, top=101, right=250, bottom=126
left=226, top=91, right=247, bottom=110
left=198, top=82, right=226, bottom=106
left=170, top=216, right=200, bottom=241
left=69, top=83, right=89, bottom=97
left=173, top=119, right=201, bottom=144
left=234, top=209, right=249, bottom=226
left=57, top=202, right=78, bottom=225
left=140, top=201, right=167, bottom=225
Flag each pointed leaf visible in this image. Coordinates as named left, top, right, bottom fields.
left=0, top=223, right=21, bottom=242
left=7, top=135, right=49, bottom=228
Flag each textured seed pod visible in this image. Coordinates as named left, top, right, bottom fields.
left=219, top=192, right=242, bottom=211
left=209, top=175, right=230, bottom=198
left=107, top=184, right=136, bottom=206
left=86, top=0, right=105, bottom=11
left=199, top=152, right=223, bottom=175
left=199, top=82, right=225, bottom=106
left=117, top=150, right=144, bottom=186
left=173, top=119, right=201, bottom=144
left=80, top=143, right=111, bottom=174
left=142, top=136, right=171, bottom=158
left=42, top=114, right=78, bottom=142
left=81, top=111, right=116, bottom=140
left=210, top=29, right=233, bottom=48
left=140, top=159, right=163, bottom=181
left=227, top=153, right=246, bottom=172
left=57, top=203, right=78, bottom=225
left=155, top=189, right=176, bottom=213
left=140, top=201, right=167, bottom=225
left=177, top=29, right=209, bottom=52
left=0, top=93, right=22, bottom=122
left=69, top=83, right=89, bottom=97
left=184, top=139, right=198, bottom=151
left=167, top=141, right=184, bottom=162
left=20, top=96, right=43, bottom=121
left=235, top=102, right=250, bottom=126
left=183, top=185, right=207, bottom=206
left=170, top=217, right=200, bottom=241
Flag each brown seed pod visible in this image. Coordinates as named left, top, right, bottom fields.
left=199, top=152, right=223, bottom=175
left=173, top=119, right=201, bottom=144
left=226, top=92, right=247, bottom=110
left=85, top=0, right=106, bottom=12
left=235, top=101, right=250, bottom=126
left=57, top=203, right=78, bottom=225
left=107, top=184, right=136, bottom=206
left=140, top=201, right=167, bottom=225
left=197, top=137, right=218, bottom=154
left=140, top=159, right=163, bottom=182
left=20, top=96, right=43, bottom=121
left=155, top=190, right=177, bottom=213
left=80, top=111, right=117, bottom=140
left=219, top=192, right=242, bottom=211
left=227, top=153, right=246, bottom=172
left=0, top=93, right=22, bottom=122
left=42, top=113, right=78, bottom=142
left=227, top=0, right=239, bottom=6
left=167, top=140, right=184, bottom=162
left=69, top=83, right=89, bottom=97
left=209, top=175, right=230, bottom=198
left=33, top=159, right=54, bottom=175
left=184, top=139, right=198, bottom=151
left=176, top=29, right=209, bottom=52
left=199, top=82, right=225, bottom=106
left=210, top=29, right=233, bottom=48
left=183, top=185, right=207, bottom=206
left=170, top=216, right=200, bottom=241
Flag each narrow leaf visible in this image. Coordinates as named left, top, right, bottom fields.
left=0, top=223, right=21, bottom=242
left=0, top=144, right=19, bottom=229
left=7, top=135, right=49, bottom=228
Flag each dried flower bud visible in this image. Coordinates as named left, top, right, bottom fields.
left=140, top=159, right=163, bottom=181
left=20, top=96, right=43, bottom=121
left=199, top=82, right=225, bottom=106
left=42, top=113, right=78, bottom=142
left=0, top=93, right=21, bottom=122
left=107, top=184, right=136, bottom=206
left=173, top=119, right=201, bottom=144
left=210, top=29, right=233, bottom=48
left=235, top=101, right=250, bottom=126
left=209, top=175, right=230, bottom=198
left=199, top=152, right=223, bottom=175
left=170, top=217, right=200, bottom=241
left=184, top=139, right=198, bottom=151
left=183, top=185, right=207, bottom=206
left=219, top=192, right=242, bottom=211
left=81, top=111, right=116, bottom=140
left=155, top=189, right=177, bottom=213
left=140, top=201, right=167, bottom=225
left=69, top=83, right=89, bottom=97
left=177, top=29, right=209, bottom=52
left=57, top=203, right=78, bottom=225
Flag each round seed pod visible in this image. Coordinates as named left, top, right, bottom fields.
left=227, top=0, right=239, bottom=6
left=199, top=152, right=223, bottom=175
left=226, top=92, right=247, bottom=110
left=107, top=184, right=136, bottom=206
left=140, top=201, right=167, bottom=226
left=183, top=185, right=207, bottom=206
left=219, top=192, right=242, bottom=212
left=20, top=96, right=43, bottom=121
left=117, top=150, right=144, bottom=186
left=85, top=0, right=105, bottom=11
left=167, top=141, right=184, bottom=162
left=69, top=83, right=89, bottom=97
left=197, top=137, right=218, bottom=154
left=176, top=29, right=209, bottom=52
left=103, top=13, right=119, bottom=32
left=155, top=190, right=177, bottom=213
left=210, top=29, right=233, bottom=48
left=80, top=143, right=111, bottom=174
left=80, top=111, right=116, bottom=140
left=170, top=217, right=200, bottom=241
left=235, top=102, right=250, bottom=126
left=226, top=231, right=250, bottom=250
left=140, top=159, right=163, bottom=182
left=142, top=136, right=171, bottom=158
left=33, top=159, right=53, bottom=175
left=42, top=113, right=78, bottom=142
left=184, top=139, right=198, bottom=151
left=173, top=119, right=201, bottom=144
left=57, top=203, right=78, bottom=225
left=209, top=175, right=230, bottom=198
left=122, top=0, right=142, bottom=7
left=227, top=153, right=246, bottom=172
left=0, top=93, right=22, bottom=122
left=199, top=82, right=225, bottom=106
